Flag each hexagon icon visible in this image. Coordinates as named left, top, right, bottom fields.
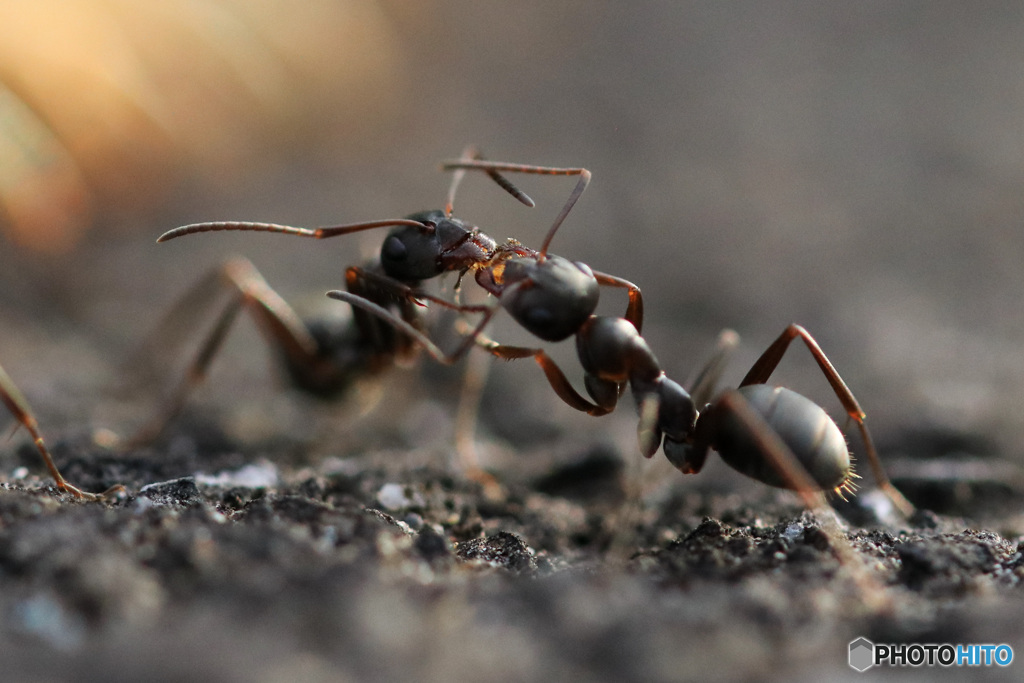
left=849, top=637, right=875, bottom=672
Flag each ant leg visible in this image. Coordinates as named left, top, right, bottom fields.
left=326, top=289, right=501, bottom=367
left=344, top=264, right=478, bottom=315
left=717, top=391, right=837, bottom=504
left=129, top=258, right=331, bottom=445
left=740, top=324, right=913, bottom=516
left=343, top=266, right=422, bottom=361
left=636, top=394, right=663, bottom=457
left=342, top=264, right=509, bottom=360
left=453, top=346, right=506, bottom=498
left=440, top=158, right=591, bottom=257
left=330, top=273, right=554, bottom=369
left=445, top=146, right=534, bottom=217
left=468, top=329, right=612, bottom=416
left=687, top=329, right=741, bottom=408
left=333, top=266, right=508, bottom=492
left=593, top=271, right=644, bottom=334
left=126, top=266, right=237, bottom=389
left=1, top=363, right=125, bottom=501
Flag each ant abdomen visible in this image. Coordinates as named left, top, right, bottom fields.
left=712, top=385, right=852, bottom=492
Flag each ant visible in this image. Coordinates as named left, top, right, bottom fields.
left=155, top=148, right=912, bottom=517
left=1, top=362, right=125, bottom=501
left=325, top=155, right=916, bottom=517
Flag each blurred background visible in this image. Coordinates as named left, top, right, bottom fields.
left=2, top=1, right=1023, bottom=483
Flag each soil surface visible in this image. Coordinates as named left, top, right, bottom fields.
left=1, top=408, right=1022, bottom=682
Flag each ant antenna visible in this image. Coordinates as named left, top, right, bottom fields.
left=444, top=147, right=536, bottom=218
left=157, top=219, right=433, bottom=243
left=441, top=158, right=590, bottom=260
left=537, top=169, right=590, bottom=258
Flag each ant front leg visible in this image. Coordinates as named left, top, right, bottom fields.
left=1, top=363, right=125, bottom=501
left=470, top=327, right=614, bottom=417
left=326, top=279, right=506, bottom=368
left=342, top=265, right=428, bottom=364
left=741, top=324, right=913, bottom=516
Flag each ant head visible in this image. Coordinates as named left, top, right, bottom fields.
left=380, top=211, right=494, bottom=283
left=500, top=255, right=600, bottom=342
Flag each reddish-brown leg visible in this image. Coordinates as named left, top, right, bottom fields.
left=1, top=363, right=125, bottom=501
left=326, top=288, right=501, bottom=367
left=468, top=329, right=612, bottom=417
left=713, top=391, right=891, bottom=610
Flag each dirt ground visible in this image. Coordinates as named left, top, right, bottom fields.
left=0, top=406, right=1022, bottom=682
left=3, top=3, right=1024, bottom=682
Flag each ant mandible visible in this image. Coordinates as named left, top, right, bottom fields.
left=1, top=362, right=125, bottom=501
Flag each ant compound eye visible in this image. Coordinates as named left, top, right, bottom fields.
left=382, top=235, right=407, bottom=262
left=380, top=226, right=444, bottom=282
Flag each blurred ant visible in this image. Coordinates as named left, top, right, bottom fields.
left=1, top=362, right=125, bottom=501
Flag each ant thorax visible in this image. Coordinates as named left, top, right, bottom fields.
left=472, top=239, right=538, bottom=288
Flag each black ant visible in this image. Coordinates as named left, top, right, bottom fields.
left=1, top=362, right=125, bottom=501
left=331, top=156, right=914, bottom=517
left=154, top=149, right=912, bottom=517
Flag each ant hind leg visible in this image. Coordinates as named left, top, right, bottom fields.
left=687, top=329, right=741, bottom=408
left=714, top=390, right=892, bottom=610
